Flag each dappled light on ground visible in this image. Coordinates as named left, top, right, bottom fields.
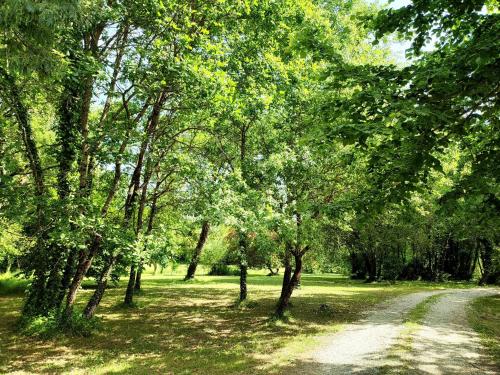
left=0, top=274, right=497, bottom=374
left=408, top=290, right=498, bottom=375
left=284, top=291, right=442, bottom=374
left=0, top=272, right=419, bottom=374
left=285, top=289, right=499, bottom=375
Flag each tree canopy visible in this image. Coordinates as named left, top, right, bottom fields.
left=0, top=0, right=498, bottom=326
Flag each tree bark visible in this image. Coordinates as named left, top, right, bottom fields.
left=44, top=245, right=68, bottom=310
left=64, top=234, right=101, bottom=317
left=123, top=162, right=157, bottom=303
left=124, top=264, right=137, bottom=305
left=0, top=67, right=45, bottom=199
left=57, top=248, right=78, bottom=307
left=279, top=245, right=292, bottom=301
left=134, top=259, right=143, bottom=291
left=239, top=263, right=248, bottom=302
left=275, top=252, right=303, bottom=318
left=1, top=67, right=49, bottom=315
left=478, top=238, right=495, bottom=285
left=45, top=76, right=81, bottom=312
left=135, top=183, right=160, bottom=291
left=238, top=233, right=248, bottom=302
left=185, top=221, right=210, bottom=280
left=83, top=255, right=116, bottom=318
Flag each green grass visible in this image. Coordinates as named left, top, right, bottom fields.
left=403, top=293, right=444, bottom=325
left=0, top=268, right=478, bottom=374
left=0, top=272, right=29, bottom=296
left=468, top=295, right=500, bottom=366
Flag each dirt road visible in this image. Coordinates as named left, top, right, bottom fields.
left=290, top=288, right=499, bottom=375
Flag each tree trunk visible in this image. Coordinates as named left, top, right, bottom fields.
left=267, top=266, right=279, bottom=276
left=279, top=246, right=292, bottom=301
left=479, top=238, right=495, bottom=285
left=471, top=242, right=480, bottom=280
left=23, top=266, right=48, bottom=316
left=64, top=234, right=101, bottom=317
left=275, top=252, right=303, bottom=318
left=56, top=76, right=79, bottom=201
left=56, top=248, right=78, bottom=307
left=83, top=255, right=116, bottom=318
left=134, top=259, right=143, bottom=291
left=185, top=221, right=210, bottom=280
left=0, top=67, right=45, bottom=199
left=44, top=245, right=68, bottom=310
left=239, top=263, right=248, bottom=302
left=5, top=257, right=12, bottom=274
left=365, top=252, right=377, bottom=282
left=1, top=67, right=48, bottom=315
left=124, top=264, right=137, bottom=305
left=238, top=233, right=248, bottom=302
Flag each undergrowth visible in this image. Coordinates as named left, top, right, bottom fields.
left=18, top=309, right=101, bottom=339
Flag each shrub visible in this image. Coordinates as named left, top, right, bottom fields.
left=18, top=309, right=101, bottom=338
left=208, top=262, right=240, bottom=276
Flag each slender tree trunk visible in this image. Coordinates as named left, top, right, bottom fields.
left=83, top=255, right=116, bottom=318
left=479, top=238, right=495, bottom=285
left=44, top=245, right=68, bottom=310
left=0, top=125, right=5, bottom=180
left=1, top=67, right=49, bottom=315
left=275, top=252, right=303, bottom=318
left=5, top=257, right=12, bottom=274
left=134, top=259, right=143, bottom=291
left=240, top=263, right=248, bottom=302
left=123, top=163, right=157, bottom=302
left=279, top=246, right=292, bottom=301
left=77, top=26, right=104, bottom=199
left=471, top=242, right=480, bottom=280
left=57, top=249, right=78, bottom=307
left=185, top=221, right=210, bottom=280
left=64, top=234, right=101, bottom=317
left=238, top=123, right=250, bottom=302
left=238, top=233, right=248, bottom=302
left=0, top=67, right=45, bottom=199
left=124, top=264, right=137, bottom=305
left=365, top=252, right=377, bottom=282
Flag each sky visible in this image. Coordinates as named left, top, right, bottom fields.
left=368, top=0, right=414, bottom=63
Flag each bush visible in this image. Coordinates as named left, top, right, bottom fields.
left=18, top=309, right=101, bottom=338
left=208, top=263, right=240, bottom=276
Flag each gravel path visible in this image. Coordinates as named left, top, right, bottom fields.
left=289, top=288, right=499, bottom=375
left=408, top=289, right=499, bottom=375
left=290, top=290, right=444, bottom=374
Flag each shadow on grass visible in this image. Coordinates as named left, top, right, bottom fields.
left=0, top=273, right=481, bottom=375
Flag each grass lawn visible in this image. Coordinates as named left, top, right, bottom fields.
left=0, top=267, right=476, bottom=375
left=468, top=294, right=500, bottom=366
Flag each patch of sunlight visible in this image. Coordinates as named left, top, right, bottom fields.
left=71, top=359, right=132, bottom=375
left=257, top=323, right=346, bottom=372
